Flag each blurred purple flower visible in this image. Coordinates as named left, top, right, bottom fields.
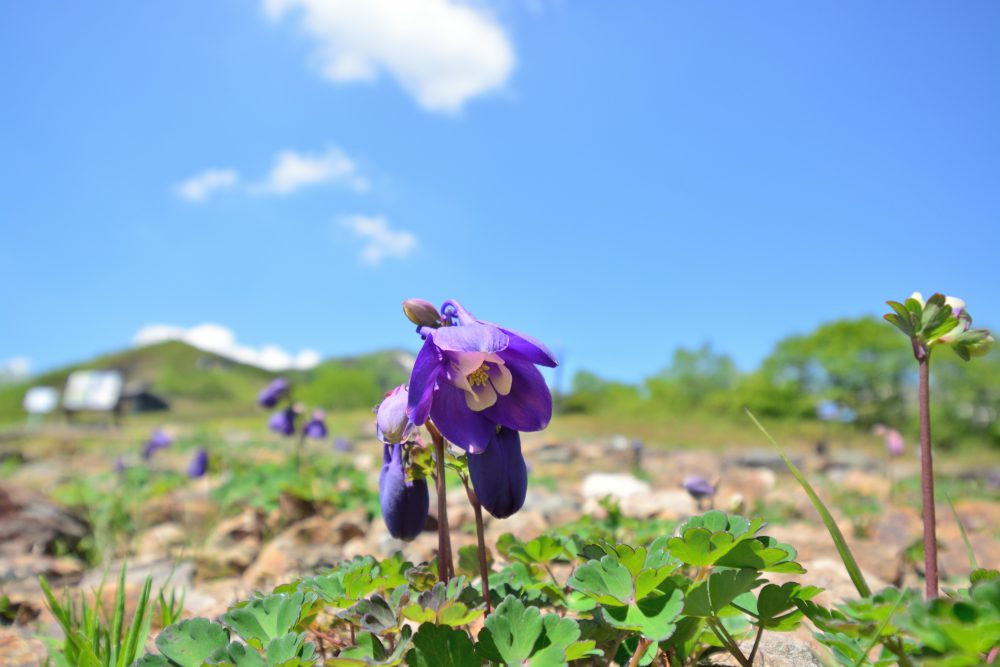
left=885, top=429, right=905, bottom=457
left=188, top=449, right=209, bottom=478
left=303, top=410, right=328, bottom=440
left=379, top=442, right=429, bottom=541
left=258, top=378, right=290, bottom=408
left=333, top=437, right=353, bottom=452
left=683, top=475, right=716, bottom=500
left=468, top=426, right=528, bottom=519
left=377, top=385, right=417, bottom=444
left=406, top=299, right=557, bottom=453
left=269, top=407, right=297, bottom=437
left=114, top=457, right=127, bottom=474
left=142, top=428, right=173, bottom=460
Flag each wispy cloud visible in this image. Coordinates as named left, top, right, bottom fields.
left=340, top=215, right=417, bottom=266
left=174, top=146, right=367, bottom=203
left=0, top=356, right=31, bottom=383
left=252, top=147, right=368, bottom=196
left=174, top=169, right=239, bottom=202
left=133, top=323, right=321, bottom=371
left=263, top=0, right=515, bottom=113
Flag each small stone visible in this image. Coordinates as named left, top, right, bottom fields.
left=581, top=473, right=651, bottom=501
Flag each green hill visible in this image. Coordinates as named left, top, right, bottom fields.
left=0, top=341, right=413, bottom=423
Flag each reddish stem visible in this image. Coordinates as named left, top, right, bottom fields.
left=427, top=421, right=455, bottom=582
left=918, top=355, right=939, bottom=598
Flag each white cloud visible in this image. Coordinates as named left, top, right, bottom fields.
left=253, top=147, right=368, bottom=195
left=264, top=0, right=515, bottom=113
left=174, top=169, right=239, bottom=202
left=133, top=323, right=321, bottom=371
left=340, top=215, right=417, bottom=265
left=0, top=357, right=31, bottom=383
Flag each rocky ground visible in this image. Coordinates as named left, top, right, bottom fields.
left=2, top=430, right=999, bottom=665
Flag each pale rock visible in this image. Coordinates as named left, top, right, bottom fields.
left=620, top=490, right=695, bottom=519
left=581, top=473, right=651, bottom=501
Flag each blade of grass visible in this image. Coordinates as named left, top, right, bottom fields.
left=945, top=494, right=978, bottom=571
left=851, top=593, right=905, bottom=667
left=745, top=409, right=871, bottom=598
left=119, top=575, right=154, bottom=667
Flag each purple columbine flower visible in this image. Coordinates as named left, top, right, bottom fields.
left=406, top=299, right=557, bottom=453
left=269, top=407, right=297, bottom=437
left=188, top=449, right=209, bottom=478
left=303, top=410, right=328, bottom=439
left=333, top=437, right=353, bottom=452
left=377, top=385, right=417, bottom=444
left=258, top=378, right=290, bottom=408
left=468, top=426, right=528, bottom=519
left=683, top=475, right=716, bottom=500
left=142, top=428, right=173, bottom=460
left=379, top=442, right=429, bottom=541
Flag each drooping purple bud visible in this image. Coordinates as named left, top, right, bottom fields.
left=468, top=427, right=528, bottom=519
left=403, top=299, right=442, bottom=328
left=188, top=449, right=209, bottom=478
left=303, top=410, right=328, bottom=439
left=269, top=407, right=297, bottom=437
left=379, top=442, right=429, bottom=541
left=683, top=475, right=716, bottom=500
left=258, top=378, right=291, bottom=408
left=333, top=437, right=353, bottom=452
left=376, top=385, right=417, bottom=444
left=142, top=428, right=173, bottom=460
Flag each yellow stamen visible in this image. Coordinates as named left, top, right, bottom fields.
left=466, top=363, right=491, bottom=388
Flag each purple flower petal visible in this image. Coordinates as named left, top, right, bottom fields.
left=379, top=443, right=429, bottom=541
left=430, top=323, right=508, bottom=354
left=483, top=357, right=552, bottom=432
left=378, top=385, right=417, bottom=444
left=407, top=338, right=444, bottom=425
left=484, top=323, right=558, bottom=368
left=468, top=427, right=527, bottom=519
left=429, top=383, right=497, bottom=453
left=683, top=475, right=715, bottom=499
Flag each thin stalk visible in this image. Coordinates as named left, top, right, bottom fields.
left=708, top=619, right=751, bottom=667
left=746, top=624, right=764, bottom=665
left=627, top=637, right=653, bottom=667
left=918, top=356, right=939, bottom=598
left=471, top=491, right=492, bottom=615
left=427, top=421, right=454, bottom=582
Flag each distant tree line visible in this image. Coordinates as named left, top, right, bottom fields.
left=561, top=317, right=1000, bottom=448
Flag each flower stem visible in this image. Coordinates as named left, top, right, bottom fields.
left=918, top=355, right=939, bottom=599
left=467, top=485, right=492, bottom=615
left=627, top=638, right=653, bottom=667
left=427, top=421, right=454, bottom=582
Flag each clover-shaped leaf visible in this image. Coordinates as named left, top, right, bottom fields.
left=477, top=595, right=582, bottom=667
left=457, top=545, right=494, bottom=579
left=715, top=537, right=805, bottom=574
left=405, top=623, right=478, bottom=667
left=221, top=592, right=306, bottom=649
left=155, top=618, right=230, bottom=667
left=340, top=590, right=406, bottom=636
left=401, top=578, right=484, bottom=627
left=330, top=627, right=412, bottom=667
left=683, top=569, right=764, bottom=618
left=668, top=513, right=765, bottom=567
left=599, top=587, right=684, bottom=641
left=732, top=582, right=822, bottom=632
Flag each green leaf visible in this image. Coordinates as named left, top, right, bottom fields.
left=131, top=657, right=170, bottom=667
left=478, top=596, right=582, bottom=666
left=206, top=641, right=266, bottom=667
left=155, top=618, right=230, bottom=667
left=221, top=592, right=306, bottom=649
left=683, top=569, right=764, bottom=618
left=715, top=536, right=805, bottom=574
left=567, top=556, right=634, bottom=606
left=600, top=588, right=684, bottom=641
left=405, top=623, right=478, bottom=667
left=401, top=578, right=483, bottom=627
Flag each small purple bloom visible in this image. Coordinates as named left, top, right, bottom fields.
left=188, top=449, right=209, bottom=478
left=333, top=437, right=353, bottom=452
left=406, top=299, right=557, bottom=453
left=142, top=428, right=173, bottom=460
left=114, top=457, right=127, bottom=474
left=468, top=426, right=528, bottom=519
left=377, top=385, right=417, bottom=444
left=884, top=429, right=905, bottom=457
left=258, top=378, right=291, bottom=408
left=303, top=410, right=328, bottom=440
left=683, top=475, right=716, bottom=500
left=269, top=407, right=297, bottom=437
left=379, top=442, right=429, bottom=541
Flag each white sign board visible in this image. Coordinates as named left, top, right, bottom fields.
left=63, top=371, right=123, bottom=411
left=23, top=386, right=60, bottom=414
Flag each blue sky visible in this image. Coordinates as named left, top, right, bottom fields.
left=1, top=0, right=998, bottom=384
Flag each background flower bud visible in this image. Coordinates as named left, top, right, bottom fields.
left=377, top=385, right=416, bottom=444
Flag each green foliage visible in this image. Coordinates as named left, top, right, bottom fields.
left=40, top=561, right=182, bottom=667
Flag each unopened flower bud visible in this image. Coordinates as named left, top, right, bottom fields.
left=468, top=427, right=527, bottom=519
left=403, top=299, right=442, bottom=328
left=379, top=443, right=429, bottom=541
left=377, top=385, right=417, bottom=444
